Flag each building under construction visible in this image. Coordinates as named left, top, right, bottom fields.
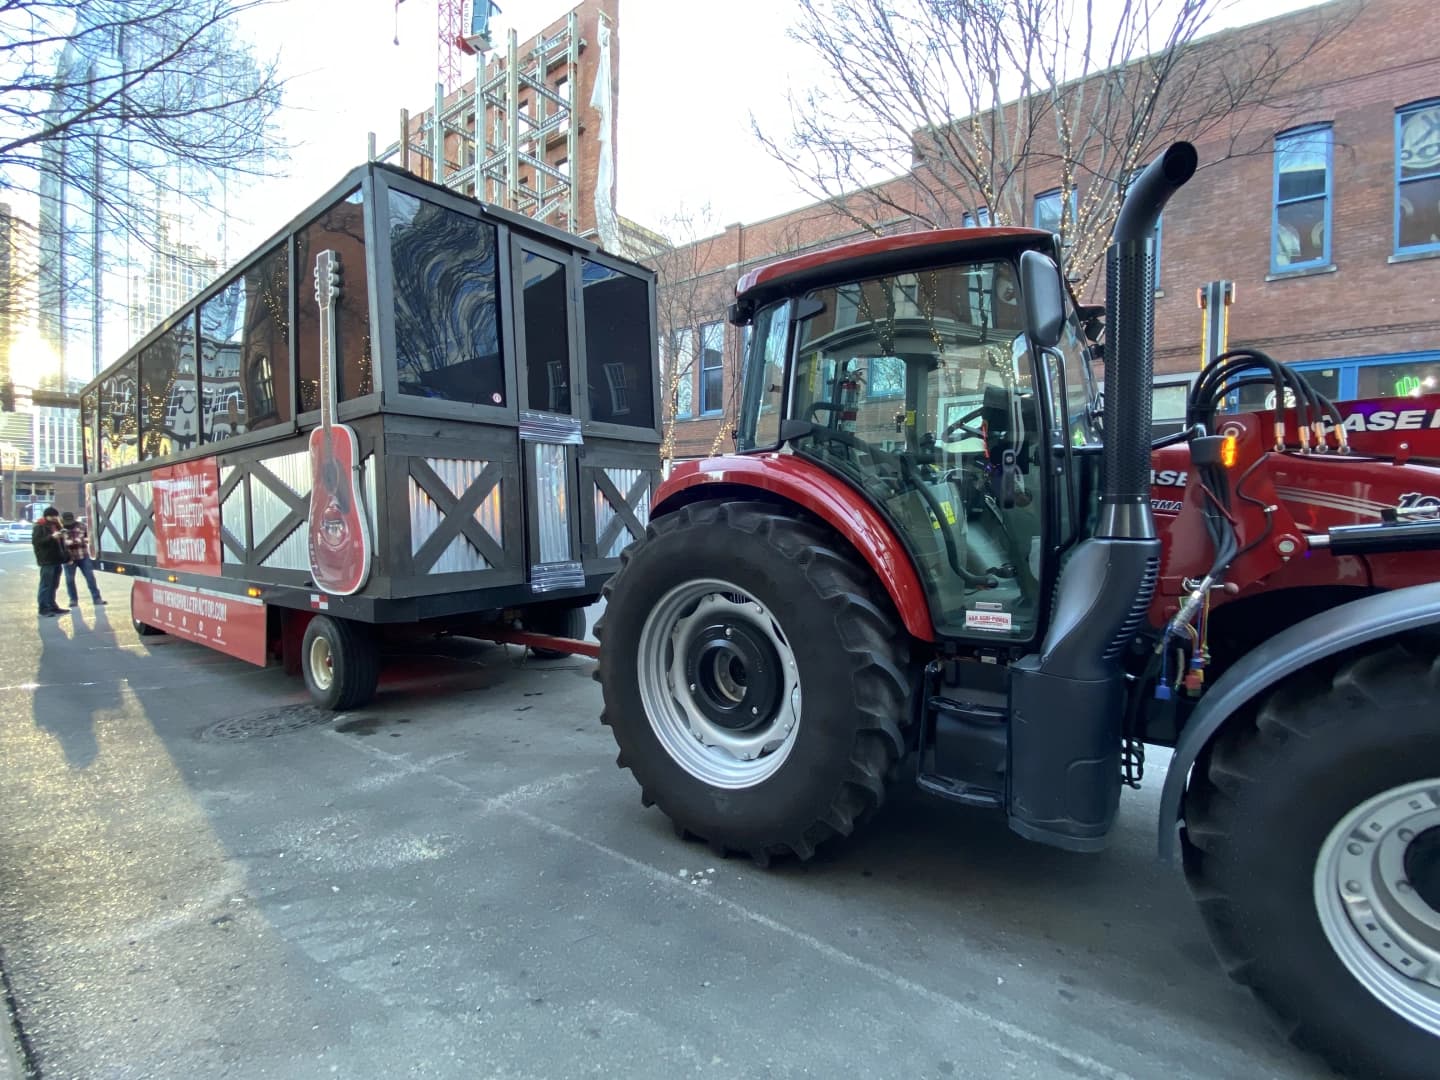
left=375, top=0, right=632, bottom=255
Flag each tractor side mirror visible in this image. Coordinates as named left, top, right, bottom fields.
left=1019, top=249, right=1065, bottom=350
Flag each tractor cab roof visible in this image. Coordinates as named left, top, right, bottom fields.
left=732, top=227, right=1058, bottom=316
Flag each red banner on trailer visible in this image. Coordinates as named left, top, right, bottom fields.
left=153, top=458, right=222, bottom=575
left=132, top=580, right=268, bottom=667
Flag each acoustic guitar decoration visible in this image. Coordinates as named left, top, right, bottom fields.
left=307, top=249, right=371, bottom=595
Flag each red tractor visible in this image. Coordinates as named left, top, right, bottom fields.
left=596, top=143, right=1440, bottom=1078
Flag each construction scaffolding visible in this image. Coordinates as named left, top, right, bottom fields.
left=369, top=12, right=586, bottom=239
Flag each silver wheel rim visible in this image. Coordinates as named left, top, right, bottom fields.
left=309, top=636, right=334, bottom=692
left=1314, top=778, right=1440, bottom=1036
left=637, top=578, right=801, bottom=789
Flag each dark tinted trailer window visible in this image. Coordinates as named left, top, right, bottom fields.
left=521, top=251, right=571, bottom=414
left=139, top=317, right=199, bottom=460
left=388, top=189, right=505, bottom=406
left=199, top=244, right=291, bottom=442
left=99, top=360, right=139, bottom=469
left=80, top=389, right=98, bottom=473
left=296, top=189, right=371, bottom=408
left=581, top=259, right=653, bottom=428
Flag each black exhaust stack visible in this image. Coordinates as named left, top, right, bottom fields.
left=1100, top=142, right=1199, bottom=539
left=1006, top=143, right=1197, bottom=852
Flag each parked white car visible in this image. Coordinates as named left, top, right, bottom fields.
left=3, top=521, right=32, bottom=543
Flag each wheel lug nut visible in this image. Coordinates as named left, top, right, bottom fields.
left=724, top=628, right=732, bottom=638
left=689, top=684, right=696, bottom=692
left=1345, top=880, right=1362, bottom=894
left=1347, top=842, right=1364, bottom=856
left=1398, top=828, right=1414, bottom=843
left=1397, top=880, right=1413, bottom=893
left=751, top=706, right=758, bottom=715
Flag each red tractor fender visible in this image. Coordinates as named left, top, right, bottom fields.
left=654, top=454, right=936, bottom=642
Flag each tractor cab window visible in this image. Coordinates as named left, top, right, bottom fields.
left=789, top=260, right=1046, bottom=642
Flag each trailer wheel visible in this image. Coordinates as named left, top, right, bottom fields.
left=528, top=605, right=587, bottom=660
left=596, top=500, right=910, bottom=863
left=301, top=615, right=379, bottom=711
left=130, top=591, right=164, bottom=636
left=1181, top=638, right=1440, bottom=1079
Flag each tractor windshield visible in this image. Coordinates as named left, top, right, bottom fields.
left=739, top=259, right=1051, bottom=642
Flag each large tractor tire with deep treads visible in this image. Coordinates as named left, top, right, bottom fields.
left=1181, top=636, right=1440, bottom=1080
left=595, top=500, right=912, bottom=864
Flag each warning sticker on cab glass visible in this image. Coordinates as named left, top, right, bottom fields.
left=965, top=609, right=1013, bottom=632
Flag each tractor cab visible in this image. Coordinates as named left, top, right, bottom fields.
left=730, top=232, right=1100, bottom=644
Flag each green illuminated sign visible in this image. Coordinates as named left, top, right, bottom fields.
left=1395, top=375, right=1423, bottom=396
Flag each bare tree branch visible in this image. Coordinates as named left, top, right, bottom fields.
left=757, top=0, right=1356, bottom=290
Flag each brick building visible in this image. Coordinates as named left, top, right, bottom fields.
left=396, top=0, right=622, bottom=248
left=661, top=0, right=1440, bottom=459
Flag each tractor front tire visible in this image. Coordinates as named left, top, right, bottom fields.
left=1182, top=637, right=1440, bottom=1080
left=596, top=500, right=911, bottom=863
left=301, top=615, right=380, bottom=711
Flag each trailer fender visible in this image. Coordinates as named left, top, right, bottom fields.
left=1157, top=581, right=1440, bottom=861
left=654, top=455, right=935, bottom=641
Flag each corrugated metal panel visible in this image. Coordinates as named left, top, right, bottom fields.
left=428, top=457, right=487, bottom=501
left=220, top=465, right=246, bottom=564
left=533, top=442, right=570, bottom=563
left=362, top=453, right=377, bottom=553
left=261, top=522, right=309, bottom=570
left=519, top=411, right=582, bottom=444
left=250, top=474, right=294, bottom=549
left=406, top=480, right=493, bottom=574
left=530, top=560, right=585, bottom=592
left=432, top=534, right=489, bottom=574
left=594, top=467, right=648, bottom=558
left=99, top=487, right=123, bottom=554
left=128, top=480, right=153, bottom=554
left=265, top=449, right=313, bottom=499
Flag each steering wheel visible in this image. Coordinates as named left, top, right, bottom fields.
left=942, top=407, right=986, bottom=443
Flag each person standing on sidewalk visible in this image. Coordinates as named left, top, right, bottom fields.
left=60, top=511, right=105, bottom=609
left=32, top=506, right=68, bottom=617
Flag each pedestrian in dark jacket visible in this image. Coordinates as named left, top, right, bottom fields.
left=60, top=511, right=105, bottom=608
left=32, top=506, right=68, bottom=617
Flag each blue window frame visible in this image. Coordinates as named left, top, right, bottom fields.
left=1271, top=124, right=1333, bottom=272
left=961, top=207, right=991, bottom=227
left=1396, top=100, right=1440, bottom=254
left=699, top=321, right=724, bottom=415
left=1032, top=189, right=1076, bottom=237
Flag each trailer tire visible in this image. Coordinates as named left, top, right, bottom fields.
left=528, top=605, right=587, bottom=660
left=596, top=500, right=911, bottom=863
left=301, top=615, right=379, bottom=711
left=130, top=591, right=165, bottom=636
left=132, top=615, right=165, bottom=637
left=1181, top=637, right=1440, bottom=1080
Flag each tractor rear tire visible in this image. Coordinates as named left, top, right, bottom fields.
left=301, top=615, right=379, bottom=711
left=1181, top=637, right=1440, bottom=1080
left=596, top=500, right=911, bottom=863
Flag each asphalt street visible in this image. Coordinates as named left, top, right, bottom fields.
left=0, top=546, right=1333, bottom=1079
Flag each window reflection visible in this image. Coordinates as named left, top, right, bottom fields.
left=522, top=251, right=571, bottom=414
left=296, top=189, right=371, bottom=409
left=582, top=258, right=653, bottom=427
left=200, top=242, right=290, bottom=442
left=389, top=189, right=506, bottom=406
left=99, top=361, right=139, bottom=468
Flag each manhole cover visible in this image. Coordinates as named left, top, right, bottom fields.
left=200, top=704, right=338, bottom=741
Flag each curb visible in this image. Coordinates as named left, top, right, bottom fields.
left=0, top=951, right=33, bottom=1080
